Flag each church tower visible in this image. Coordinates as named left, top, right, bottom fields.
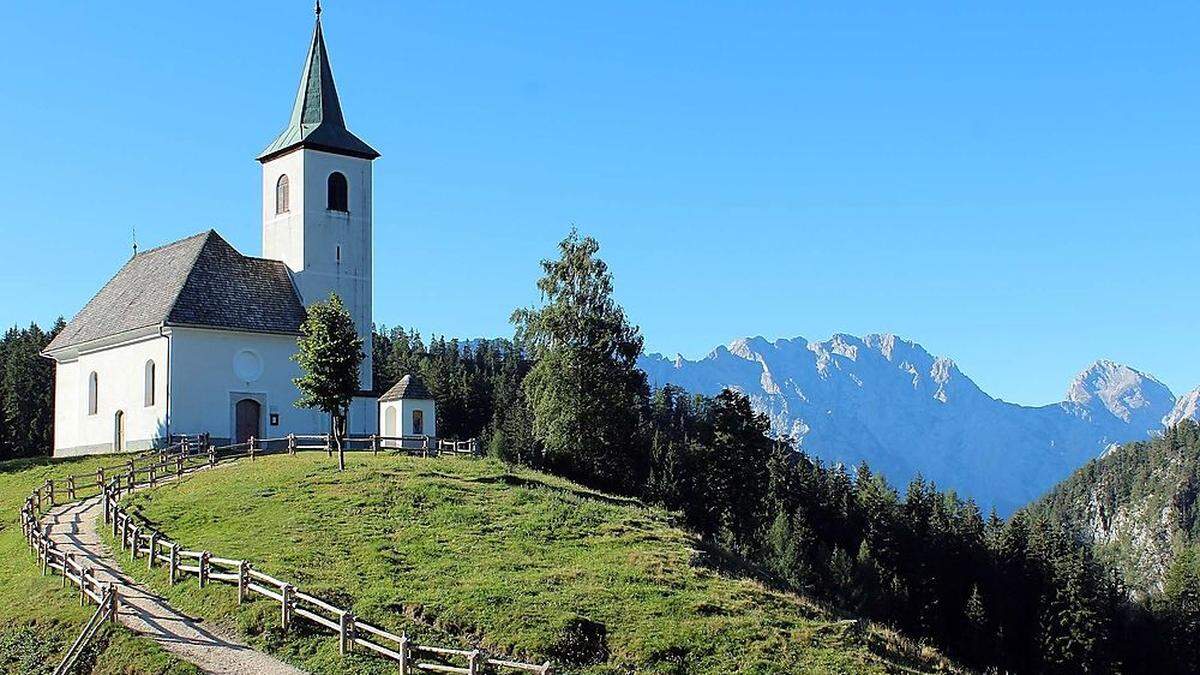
left=258, top=5, right=378, bottom=391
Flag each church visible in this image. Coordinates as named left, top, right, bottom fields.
left=43, top=10, right=393, bottom=456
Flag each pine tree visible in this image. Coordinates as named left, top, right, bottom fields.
left=1161, top=545, right=1200, bottom=672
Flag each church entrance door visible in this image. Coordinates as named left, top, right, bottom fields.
left=235, top=399, right=261, bottom=444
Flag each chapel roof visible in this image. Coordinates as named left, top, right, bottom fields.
left=45, top=230, right=307, bottom=353
left=379, top=374, right=434, bottom=402
left=257, top=13, right=379, bottom=163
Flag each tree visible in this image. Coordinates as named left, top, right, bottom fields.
left=0, top=319, right=62, bottom=459
left=511, top=230, right=649, bottom=494
left=1160, top=545, right=1200, bottom=672
left=293, top=293, right=364, bottom=470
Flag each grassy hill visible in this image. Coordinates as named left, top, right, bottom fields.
left=110, top=452, right=957, bottom=674
left=0, top=454, right=198, bottom=675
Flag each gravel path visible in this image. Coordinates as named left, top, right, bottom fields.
left=44, top=495, right=306, bottom=675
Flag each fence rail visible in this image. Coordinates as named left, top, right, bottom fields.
left=19, top=434, right=543, bottom=675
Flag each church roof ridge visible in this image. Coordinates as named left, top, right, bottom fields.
left=132, top=229, right=213, bottom=257
left=257, top=12, right=379, bottom=163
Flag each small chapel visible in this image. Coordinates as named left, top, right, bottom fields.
left=43, top=8, right=392, bottom=456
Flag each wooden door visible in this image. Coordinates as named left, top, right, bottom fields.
left=235, top=399, right=261, bottom=444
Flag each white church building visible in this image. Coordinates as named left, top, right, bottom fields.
left=43, top=12, right=387, bottom=456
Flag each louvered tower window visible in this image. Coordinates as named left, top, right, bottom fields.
left=276, top=175, right=290, bottom=214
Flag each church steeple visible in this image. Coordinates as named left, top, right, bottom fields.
left=257, top=7, right=379, bottom=163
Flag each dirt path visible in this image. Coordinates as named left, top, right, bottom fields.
left=44, top=495, right=305, bottom=675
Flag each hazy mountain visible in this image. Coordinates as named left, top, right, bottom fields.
left=639, top=334, right=1194, bottom=514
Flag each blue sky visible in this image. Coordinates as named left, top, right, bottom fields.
left=1, top=2, right=1197, bottom=406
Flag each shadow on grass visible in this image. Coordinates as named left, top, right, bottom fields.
left=454, top=471, right=646, bottom=508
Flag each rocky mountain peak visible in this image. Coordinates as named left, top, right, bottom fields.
left=1066, top=360, right=1174, bottom=428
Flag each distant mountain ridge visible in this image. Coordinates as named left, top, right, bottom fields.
left=638, top=333, right=1196, bottom=514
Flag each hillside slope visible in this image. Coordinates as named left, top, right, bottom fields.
left=0, top=454, right=197, bottom=675
left=640, top=333, right=1191, bottom=514
left=1031, top=420, right=1200, bottom=596
left=114, top=453, right=959, bottom=674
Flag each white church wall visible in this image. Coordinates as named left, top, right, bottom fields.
left=53, top=359, right=80, bottom=454
left=54, top=334, right=169, bottom=457
left=167, top=327, right=376, bottom=442
left=168, top=327, right=323, bottom=443
left=261, top=149, right=306, bottom=272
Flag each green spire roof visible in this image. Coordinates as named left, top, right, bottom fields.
left=257, top=15, right=379, bottom=162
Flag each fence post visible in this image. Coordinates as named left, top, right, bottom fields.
left=468, top=649, right=482, bottom=675
left=67, top=476, right=76, bottom=501
left=339, top=611, right=353, bottom=655
left=147, top=532, right=159, bottom=569
left=149, top=462, right=156, bottom=487
left=40, top=540, right=49, bottom=575
left=540, top=662, right=555, bottom=675
left=96, top=467, right=105, bottom=491
left=238, top=561, right=249, bottom=603
left=112, top=508, right=120, bottom=539
left=121, top=516, right=130, bottom=551
left=249, top=436, right=256, bottom=461
left=169, top=543, right=179, bottom=585
left=80, top=567, right=89, bottom=606
left=325, top=434, right=332, bottom=457
left=199, top=551, right=210, bottom=588
left=288, top=434, right=296, bottom=455
left=108, top=584, right=119, bottom=622
left=281, top=584, right=294, bottom=632
left=398, top=634, right=410, bottom=674
left=47, top=479, right=55, bottom=507
left=208, top=444, right=216, bottom=467
left=62, top=551, right=72, bottom=588
left=130, top=526, right=139, bottom=561
left=126, top=467, right=134, bottom=491
left=177, top=454, right=184, bottom=477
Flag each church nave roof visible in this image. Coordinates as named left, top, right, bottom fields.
left=45, top=230, right=306, bottom=353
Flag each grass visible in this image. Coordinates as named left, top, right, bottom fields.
left=0, top=454, right=200, bottom=675
left=111, top=452, right=960, bottom=674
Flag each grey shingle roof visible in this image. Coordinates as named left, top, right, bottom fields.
left=45, top=230, right=306, bottom=353
left=257, top=17, right=379, bottom=163
left=379, top=375, right=433, bottom=402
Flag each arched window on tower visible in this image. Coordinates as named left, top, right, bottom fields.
left=276, top=175, right=290, bottom=214
left=327, top=172, right=348, bottom=212
left=144, top=360, right=156, bottom=407
left=88, top=372, right=98, bottom=415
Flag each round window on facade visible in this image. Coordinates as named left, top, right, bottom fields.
left=233, top=349, right=264, bottom=383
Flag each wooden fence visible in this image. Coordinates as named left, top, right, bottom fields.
left=244, top=433, right=479, bottom=458
left=19, top=436, right=549, bottom=675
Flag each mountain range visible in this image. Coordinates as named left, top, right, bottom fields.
left=639, top=333, right=1200, bottom=514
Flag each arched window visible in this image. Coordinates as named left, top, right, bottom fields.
left=144, top=360, right=156, bottom=407
left=88, top=372, right=98, bottom=415
left=327, top=172, right=348, bottom=212
left=275, top=175, right=290, bottom=214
